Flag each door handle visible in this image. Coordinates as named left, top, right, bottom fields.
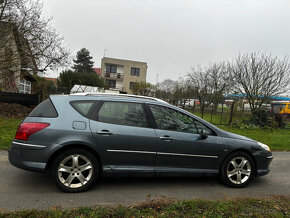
left=96, top=130, right=113, bottom=135
left=160, top=135, right=173, bottom=141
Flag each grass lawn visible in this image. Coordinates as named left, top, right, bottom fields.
left=0, top=198, right=289, bottom=217
left=218, top=126, right=290, bottom=151
left=0, top=117, right=22, bottom=150
left=0, top=116, right=289, bottom=151
left=192, top=111, right=252, bottom=126
left=192, top=112, right=290, bottom=151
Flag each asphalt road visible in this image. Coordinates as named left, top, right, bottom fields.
left=0, top=151, right=289, bottom=211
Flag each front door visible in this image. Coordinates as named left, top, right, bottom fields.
left=89, top=101, right=157, bottom=174
left=148, top=104, right=222, bottom=174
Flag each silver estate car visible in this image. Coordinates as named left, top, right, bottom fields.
left=9, top=93, right=273, bottom=192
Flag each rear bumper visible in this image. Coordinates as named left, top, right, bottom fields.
left=9, top=141, right=47, bottom=173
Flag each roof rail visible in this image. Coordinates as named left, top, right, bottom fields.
left=70, top=92, right=169, bottom=104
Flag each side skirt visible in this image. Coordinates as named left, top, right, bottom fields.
left=102, top=165, right=219, bottom=177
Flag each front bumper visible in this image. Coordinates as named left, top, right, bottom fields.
left=256, top=155, right=273, bottom=177
left=9, top=141, right=48, bottom=172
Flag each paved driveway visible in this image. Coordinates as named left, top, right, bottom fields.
left=0, top=151, right=289, bottom=211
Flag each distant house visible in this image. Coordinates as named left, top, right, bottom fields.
left=0, top=22, right=37, bottom=94
left=101, top=57, right=147, bottom=94
left=44, top=77, right=58, bottom=88
left=93, top=68, right=101, bottom=76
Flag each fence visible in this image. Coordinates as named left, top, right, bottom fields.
left=186, top=103, right=289, bottom=127
left=185, top=103, right=253, bottom=126
left=0, top=91, right=40, bottom=107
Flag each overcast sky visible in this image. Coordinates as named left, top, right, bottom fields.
left=43, top=0, right=290, bottom=84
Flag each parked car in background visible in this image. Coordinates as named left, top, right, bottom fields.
left=9, top=93, right=273, bottom=192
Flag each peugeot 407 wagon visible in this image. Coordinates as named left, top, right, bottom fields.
left=9, top=93, right=273, bottom=192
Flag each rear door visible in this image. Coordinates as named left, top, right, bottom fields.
left=89, top=100, right=157, bottom=174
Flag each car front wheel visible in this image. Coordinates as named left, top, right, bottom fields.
left=220, top=151, right=255, bottom=188
left=52, top=148, right=98, bottom=192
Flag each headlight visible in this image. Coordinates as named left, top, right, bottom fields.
left=258, top=142, right=271, bottom=152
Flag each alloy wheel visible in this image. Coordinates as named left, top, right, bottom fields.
left=226, top=156, right=251, bottom=185
left=58, top=154, right=93, bottom=188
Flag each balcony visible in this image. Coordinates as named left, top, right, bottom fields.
left=103, top=71, right=124, bottom=80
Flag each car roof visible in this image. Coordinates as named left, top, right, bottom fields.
left=50, top=93, right=169, bottom=104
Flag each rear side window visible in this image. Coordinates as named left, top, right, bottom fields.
left=29, top=99, right=58, bottom=118
left=70, top=101, right=95, bottom=118
left=98, top=101, right=148, bottom=127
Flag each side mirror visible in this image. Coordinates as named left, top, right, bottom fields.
left=200, top=129, right=208, bottom=140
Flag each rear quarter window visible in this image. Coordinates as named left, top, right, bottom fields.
left=29, top=99, right=58, bottom=118
left=70, top=101, right=96, bottom=118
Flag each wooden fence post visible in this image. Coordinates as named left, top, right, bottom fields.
left=229, top=101, right=235, bottom=126
left=220, top=103, right=224, bottom=125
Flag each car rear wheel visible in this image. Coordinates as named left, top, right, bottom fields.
left=220, top=151, right=255, bottom=188
left=52, top=148, right=98, bottom=192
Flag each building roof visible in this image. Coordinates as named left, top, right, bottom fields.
left=224, top=94, right=290, bottom=101
left=93, top=68, right=101, bottom=76
left=45, top=77, right=58, bottom=87
left=102, top=57, right=147, bottom=65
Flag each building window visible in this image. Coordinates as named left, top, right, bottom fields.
left=130, top=82, right=137, bottom=89
left=19, top=79, right=31, bottom=94
left=106, top=80, right=116, bottom=88
left=130, top=67, right=140, bottom=76
left=106, top=64, right=117, bottom=73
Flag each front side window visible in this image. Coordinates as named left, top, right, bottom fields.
left=98, top=102, right=148, bottom=127
left=130, top=67, right=140, bottom=76
left=149, top=104, right=214, bottom=135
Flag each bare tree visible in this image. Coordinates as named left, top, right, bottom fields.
left=228, top=53, right=290, bottom=114
left=156, top=79, right=176, bottom=103
left=187, top=67, right=209, bottom=118
left=206, top=62, right=230, bottom=110
left=0, top=0, right=69, bottom=82
left=172, top=78, right=192, bottom=108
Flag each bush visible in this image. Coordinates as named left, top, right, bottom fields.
left=249, top=108, right=269, bottom=127
left=274, top=114, right=287, bottom=128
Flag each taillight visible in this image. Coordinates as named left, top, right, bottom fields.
left=15, top=122, right=50, bottom=141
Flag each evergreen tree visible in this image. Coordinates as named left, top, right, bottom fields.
left=57, top=70, right=104, bottom=93
left=73, top=48, right=95, bottom=73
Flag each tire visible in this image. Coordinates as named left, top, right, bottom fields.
left=51, top=148, right=98, bottom=193
left=220, top=151, right=255, bottom=188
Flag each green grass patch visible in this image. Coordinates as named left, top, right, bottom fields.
left=0, top=117, right=22, bottom=150
left=218, top=126, right=290, bottom=151
left=192, top=111, right=252, bottom=126
left=0, top=198, right=289, bottom=217
left=192, top=112, right=290, bottom=151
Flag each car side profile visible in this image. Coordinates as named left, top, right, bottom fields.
left=9, top=93, right=273, bottom=192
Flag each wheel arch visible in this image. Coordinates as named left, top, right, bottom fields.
left=45, top=144, right=103, bottom=175
left=219, top=149, right=257, bottom=176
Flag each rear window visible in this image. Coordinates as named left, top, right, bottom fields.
left=70, top=101, right=95, bottom=118
left=29, top=99, right=58, bottom=118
